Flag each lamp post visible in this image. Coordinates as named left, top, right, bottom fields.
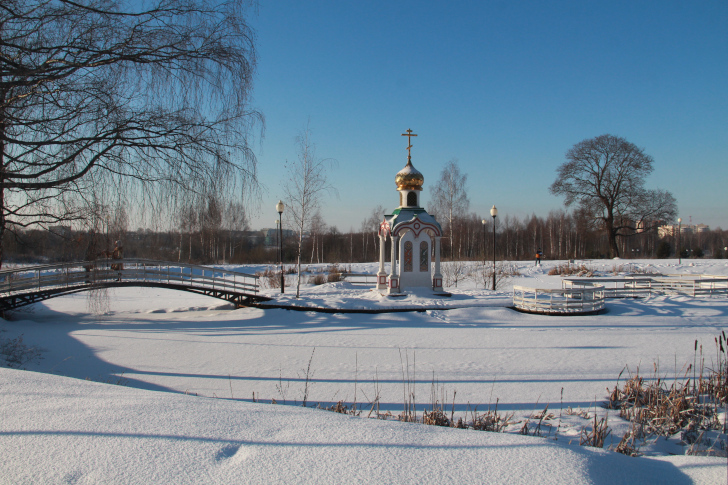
left=481, top=219, right=486, bottom=263
left=677, top=217, right=682, bottom=265
left=490, top=205, right=498, bottom=291
left=275, top=219, right=279, bottom=249
left=276, top=200, right=285, bottom=293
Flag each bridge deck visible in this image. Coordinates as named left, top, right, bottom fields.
left=0, top=259, right=269, bottom=311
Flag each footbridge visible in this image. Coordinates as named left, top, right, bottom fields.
left=0, top=259, right=270, bottom=311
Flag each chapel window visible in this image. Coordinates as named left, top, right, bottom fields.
left=420, top=241, right=429, bottom=272
left=404, top=241, right=413, bottom=272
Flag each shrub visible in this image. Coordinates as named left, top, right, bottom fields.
left=548, top=264, right=593, bottom=277
left=0, top=333, right=42, bottom=368
left=255, top=267, right=283, bottom=289
left=656, top=241, right=671, bottom=259
left=309, top=274, right=326, bottom=285
left=327, top=264, right=342, bottom=283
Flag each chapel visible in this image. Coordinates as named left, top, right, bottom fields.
left=376, top=130, right=444, bottom=295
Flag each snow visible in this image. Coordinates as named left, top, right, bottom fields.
left=2, top=258, right=728, bottom=483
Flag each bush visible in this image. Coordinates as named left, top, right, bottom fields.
left=548, top=264, right=593, bottom=277
left=656, top=241, right=671, bottom=259
left=1, top=333, right=42, bottom=368
left=309, top=274, right=327, bottom=285
left=327, top=264, right=342, bottom=283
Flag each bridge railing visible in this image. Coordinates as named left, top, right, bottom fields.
left=0, top=259, right=259, bottom=297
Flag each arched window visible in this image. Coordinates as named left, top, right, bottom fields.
left=407, top=191, right=417, bottom=207
left=419, top=241, right=429, bottom=272
left=403, top=241, right=413, bottom=272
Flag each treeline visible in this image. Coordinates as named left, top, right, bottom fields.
left=4, top=210, right=726, bottom=265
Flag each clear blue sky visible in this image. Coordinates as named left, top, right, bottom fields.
left=247, top=0, right=727, bottom=231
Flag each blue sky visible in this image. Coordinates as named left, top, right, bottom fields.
left=246, top=1, right=727, bottom=231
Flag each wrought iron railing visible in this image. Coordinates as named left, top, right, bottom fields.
left=0, top=259, right=259, bottom=300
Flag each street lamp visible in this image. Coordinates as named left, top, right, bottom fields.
left=276, top=200, right=285, bottom=293
left=490, top=205, right=498, bottom=291
left=481, top=219, right=486, bottom=263
left=677, top=217, right=682, bottom=265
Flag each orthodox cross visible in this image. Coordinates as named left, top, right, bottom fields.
left=401, top=129, right=417, bottom=161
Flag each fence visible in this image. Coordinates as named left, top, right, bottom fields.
left=342, top=273, right=379, bottom=285
left=512, top=284, right=605, bottom=314
left=563, top=275, right=727, bottom=298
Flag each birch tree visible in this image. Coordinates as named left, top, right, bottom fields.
left=283, top=123, right=336, bottom=297
left=429, top=159, right=469, bottom=259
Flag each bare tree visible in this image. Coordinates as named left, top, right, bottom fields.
left=223, top=201, right=248, bottom=262
left=283, top=123, right=336, bottom=297
left=550, top=134, right=676, bottom=258
left=360, top=205, right=384, bottom=262
left=0, top=0, right=261, bottom=267
left=429, top=159, right=469, bottom=258
left=309, top=209, right=326, bottom=264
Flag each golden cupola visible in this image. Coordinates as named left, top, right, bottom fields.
left=395, top=159, right=424, bottom=191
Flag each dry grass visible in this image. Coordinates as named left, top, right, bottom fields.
left=580, top=413, right=610, bottom=448
left=471, top=400, right=514, bottom=432
left=604, top=333, right=728, bottom=455
left=324, top=401, right=361, bottom=416
left=548, top=264, right=594, bottom=277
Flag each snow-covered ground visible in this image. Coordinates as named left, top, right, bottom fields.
left=2, top=258, right=727, bottom=483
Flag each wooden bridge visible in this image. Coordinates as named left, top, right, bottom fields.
left=0, top=259, right=269, bottom=311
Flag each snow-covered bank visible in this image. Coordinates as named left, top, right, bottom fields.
left=1, top=367, right=724, bottom=484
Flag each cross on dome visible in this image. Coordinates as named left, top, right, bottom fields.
left=401, top=129, right=417, bottom=161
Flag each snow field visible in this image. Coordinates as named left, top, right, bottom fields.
left=1, top=258, right=727, bottom=483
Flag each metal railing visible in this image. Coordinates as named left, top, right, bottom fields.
left=563, top=275, right=727, bottom=298
left=513, top=284, right=605, bottom=314
left=0, top=259, right=260, bottom=304
left=342, top=273, right=379, bottom=285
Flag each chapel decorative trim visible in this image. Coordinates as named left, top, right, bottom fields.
left=392, top=218, right=442, bottom=238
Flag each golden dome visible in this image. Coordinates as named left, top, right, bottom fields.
left=395, top=160, right=424, bottom=191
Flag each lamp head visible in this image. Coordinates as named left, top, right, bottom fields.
left=276, top=200, right=284, bottom=214
left=490, top=205, right=498, bottom=218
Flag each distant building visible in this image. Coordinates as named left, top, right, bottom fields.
left=695, top=224, right=710, bottom=233
left=658, top=223, right=710, bottom=238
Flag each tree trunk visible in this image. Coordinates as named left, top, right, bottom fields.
left=606, top=212, right=620, bottom=258
left=296, top=230, right=304, bottom=298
